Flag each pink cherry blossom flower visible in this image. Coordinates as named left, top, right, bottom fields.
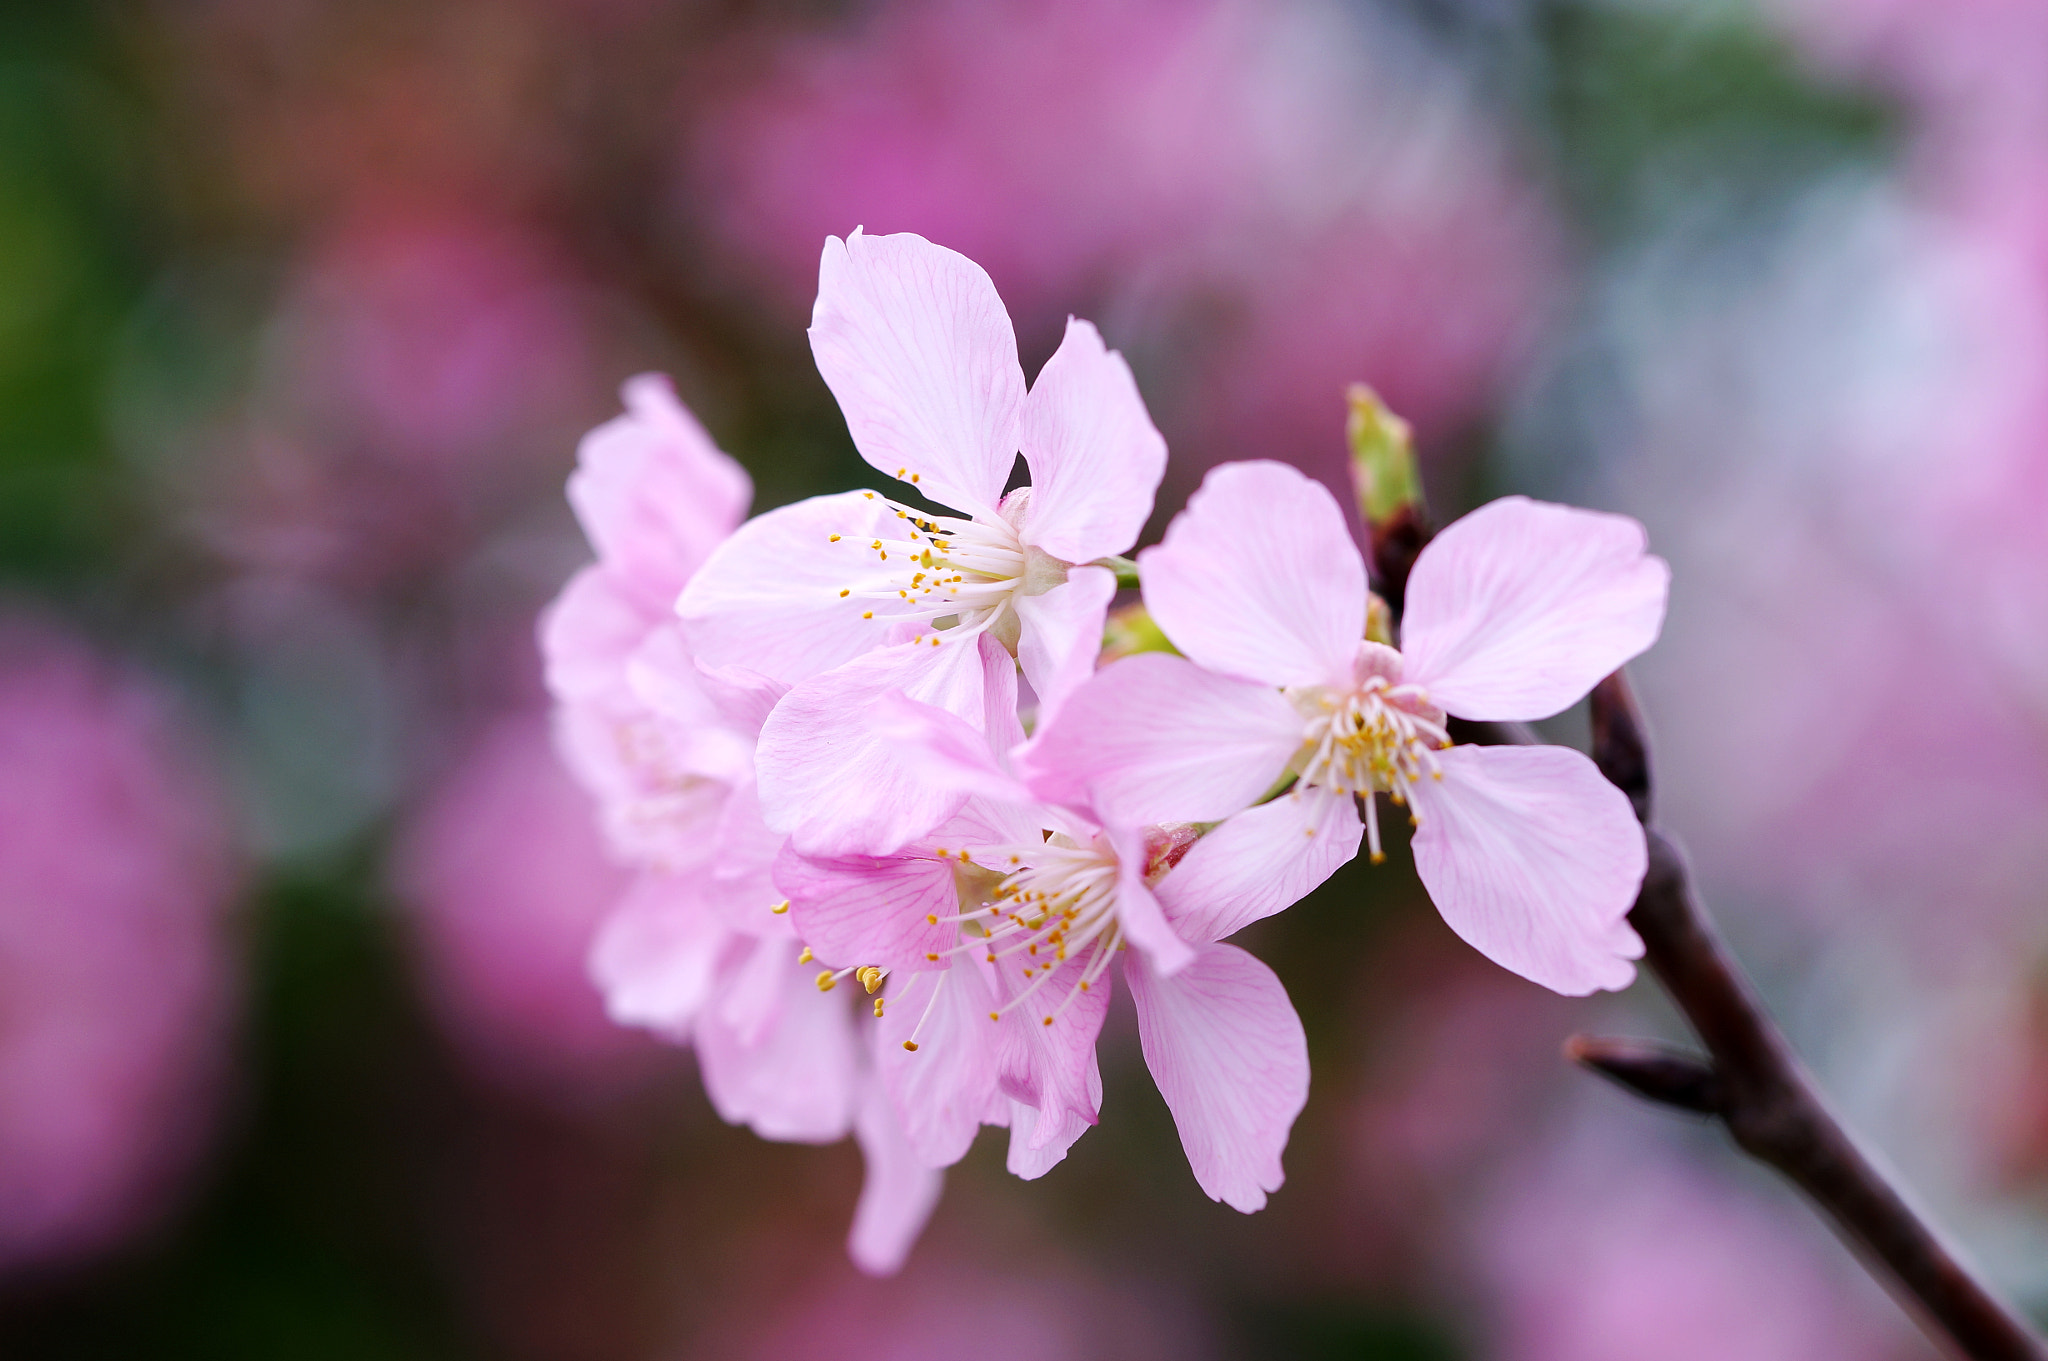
left=540, top=374, right=940, bottom=1273
left=0, top=617, right=241, bottom=1274
left=677, top=228, right=1166, bottom=856
left=773, top=695, right=1311, bottom=1213
left=1024, top=459, right=1668, bottom=995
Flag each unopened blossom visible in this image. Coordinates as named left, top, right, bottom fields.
left=540, top=375, right=937, bottom=1272
left=1025, top=460, right=1668, bottom=995
left=775, top=695, right=1311, bottom=1212
left=677, top=228, right=1167, bottom=856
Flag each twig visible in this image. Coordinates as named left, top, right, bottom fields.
left=1370, top=525, right=2044, bottom=1359
left=1567, top=673, right=2045, bottom=1361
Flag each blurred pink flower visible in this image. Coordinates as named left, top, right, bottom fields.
left=1475, top=1123, right=1928, bottom=1361
left=1026, top=461, right=1664, bottom=994
left=0, top=616, right=241, bottom=1273
left=392, top=710, right=664, bottom=1102
left=689, top=0, right=1555, bottom=470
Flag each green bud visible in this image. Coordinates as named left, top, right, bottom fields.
left=1346, top=383, right=1422, bottom=525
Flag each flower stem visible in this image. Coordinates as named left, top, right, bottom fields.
left=1564, top=673, right=2045, bottom=1361
left=1096, top=555, right=1140, bottom=590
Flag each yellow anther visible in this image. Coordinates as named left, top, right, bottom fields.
left=903, top=1040, right=919, bottom=1052
left=871, top=539, right=882, bottom=550
left=874, top=998, right=886, bottom=1017
left=816, top=970, right=837, bottom=993
left=1042, top=1016, right=1054, bottom=1027
left=829, top=533, right=842, bottom=542
left=910, top=472, right=920, bottom=483
left=863, top=611, right=874, bottom=619
left=930, top=636, right=940, bottom=647
left=839, top=588, right=850, bottom=597
left=1370, top=851, right=1387, bottom=865
left=897, top=467, right=907, bottom=477
left=770, top=900, right=790, bottom=915
left=797, top=946, right=813, bottom=964
left=858, top=966, right=886, bottom=994
left=988, top=1012, right=1000, bottom=1022
left=934, top=847, right=948, bottom=859
left=926, top=913, right=938, bottom=925
left=925, top=952, right=940, bottom=961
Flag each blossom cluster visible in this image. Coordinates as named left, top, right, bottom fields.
left=541, top=230, right=1669, bottom=1273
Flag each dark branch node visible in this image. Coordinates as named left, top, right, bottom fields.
left=1565, top=1035, right=1723, bottom=1114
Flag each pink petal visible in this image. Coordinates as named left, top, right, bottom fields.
left=1139, top=461, right=1366, bottom=687
left=873, top=962, right=1004, bottom=1169
left=1017, top=317, right=1167, bottom=564
left=810, top=229, right=1025, bottom=517
left=567, top=373, right=753, bottom=605
left=1110, top=823, right=1197, bottom=976
left=1019, top=652, right=1302, bottom=826
left=689, top=659, right=789, bottom=740
left=585, top=871, right=728, bottom=1042
left=1155, top=787, right=1363, bottom=944
left=696, top=943, right=860, bottom=1143
left=1012, top=565, right=1116, bottom=724
left=867, top=691, right=1036, bottom=809
left=676, top=490, right=924, bottom=685
left=992, top=949, right=1111, bottom=1141
left=1400, top=496, right=1670, bottom=721
left=1125, top=942, right=1308, bottom=1213
left=848, top=1076, right=944, bottom=1276
left=775, top=840, right=958, bottom=974
left=1407, top=744, right=1647, bottom=996
left=1004, top=1063, right=1100, bottom=1180
left=755, top=634, right=1012, bottom=856
left=539, top=565, right=652, bottom=705
left=624, top=624, right=752, bottom=783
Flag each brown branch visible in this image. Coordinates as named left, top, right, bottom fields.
left=1574, top=672, right=2045, bottom=1361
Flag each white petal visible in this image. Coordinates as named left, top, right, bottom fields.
left=1408, top=744, right=1647, bottom=996
left=1139, top=460, right=1365, bottom=687
left=1125, top=943, right=1309, bottom=1213
left=1018, top=316, right=1167, bottom=564
left=810, top=229, right=1025, bottom=517
left=1400, top=496, right=1670, bottom=721
left=676, top=490, right=923, bottom=685
left=1155, top=787, right=1362, bottom=944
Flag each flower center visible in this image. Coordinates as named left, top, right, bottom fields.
left=889, top=836, right=1122, bottom=1049
left=838, top=490, right=1065, bottom=652
left=1283, top=642, right=1449, bottom=865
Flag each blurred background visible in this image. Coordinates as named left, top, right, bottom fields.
left=0, top=0, right=2041, bottom=1356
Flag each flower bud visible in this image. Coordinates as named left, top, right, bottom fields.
left=1346, top=383, right=1423, bottom=525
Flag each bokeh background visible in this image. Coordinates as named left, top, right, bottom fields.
left=0, top=0, right=2042, bottom=1356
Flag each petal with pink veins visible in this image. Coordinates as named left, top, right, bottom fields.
left=1005, top=1062, right=1100, bottom=1180
left=873, top=961, right=1003, bottom=1169
left=1017, top=317, right=1167, bottom=564
left=586, top=871, right=727, bottom=1042
left=776, top=840, right=958, bottom=974
left=1140, top=461, right=1366, bottom=688
left=568, top=373, right=752, bottom=604
left=810, top=229, right=1025, bottom=517
left=696, top=945, right=859, bottom=1143
left=1110, top=823, right=1197, bottom=976
left=677, top=490, right=923, bottom=685
left=1021, top=652, right=1303, bottom=825
left=756, top=633, right=1014, bottom=856
left=868, top=692, right=1036, bottom=809
left=1407, top=743, right=1646, bottom=996
left=1012, top=564, right=1117, bottom=724
left=1399, top=496, right=1669, bottom=721
left=1155, top=786, right=1363, bottom=945
left=848, top=1076, right=945, bottom=1277
left=1125, top=942, right=1308, bottom=1213
left=993, top=950, right=1112, bottom=1140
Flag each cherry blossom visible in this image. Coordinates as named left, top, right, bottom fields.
left=773, top=696, right=1311, bottom=1213
left=676, top=228, right=1167, bottom=856
left=539, top=374, right=937, bottom=1273
left=1023, top=460, right=1668, bottom=995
